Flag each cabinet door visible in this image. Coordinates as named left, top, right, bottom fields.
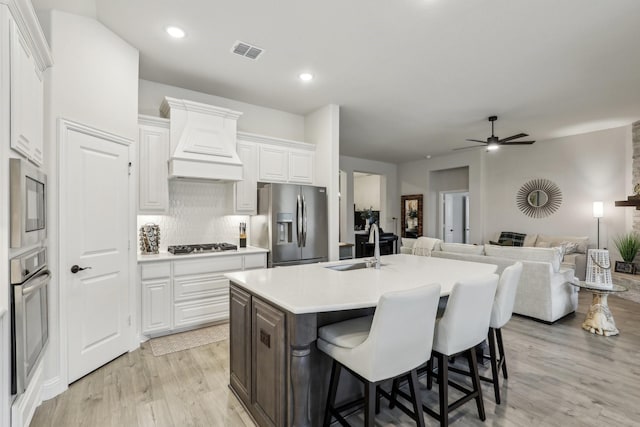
left=230, top=285, right=251, bottom=405
left=235, top=141, right=257, bottom=214
left=258, top=145, right=288, bottom=182
left=288, top=149, right=314, bottom=184
left=142, top=278, right=171, bottom=334
left=252, top=297, right=285, bottom=427
left=10, top=22, right=44, bottom=165
left=138, top=124, right=169, bottom=213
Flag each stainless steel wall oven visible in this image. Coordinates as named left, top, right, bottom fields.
left=10, top=247, right=50, bottom=396
left=10, top=158, right=47, bottom=248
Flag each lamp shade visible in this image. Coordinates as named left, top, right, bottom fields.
left=593, top=201, right=604, bottom=218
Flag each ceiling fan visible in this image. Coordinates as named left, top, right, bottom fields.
left=457, top=116, right=535, bottom=151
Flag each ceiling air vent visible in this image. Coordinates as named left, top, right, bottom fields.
left=231, top=41, right=264, bottom=60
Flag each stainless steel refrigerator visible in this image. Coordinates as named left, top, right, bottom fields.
left=251, top=182, right=328, bottom=267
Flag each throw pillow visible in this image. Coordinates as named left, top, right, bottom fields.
left=560, top=241, right=579, bottom=254
left=489, top=239, right=513, bottom=246
left=499, top=231, right=526, bottom=247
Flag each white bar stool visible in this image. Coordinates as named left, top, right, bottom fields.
left=420, top=274, right=499, bottom=427
left=317, top=284, right=441, bottom=427
left=448, top=262, right=523, bottom=404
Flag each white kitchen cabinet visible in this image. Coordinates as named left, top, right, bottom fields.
left=10, top=20, right=44, bottom=166
left=138, top=116, right=170, bottom=214
left=288, top=149, right=314, bottom=184
left=233, top=140, right=258, bottom=214
left=139, top=251, right=267, bottom=337
left=140, top=262, right=171, bottom=335
left=239, top=132, right=316, bottom=186
left=258, top=144, right=288, bottom=182
left=141, top=278, right=171, bottom=334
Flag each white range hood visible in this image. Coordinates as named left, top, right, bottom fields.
left=160, top=97, right=244, bottom=181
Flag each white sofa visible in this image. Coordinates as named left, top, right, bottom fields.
left=402, top=233, right=589, bottom=280
left=403, top=238, right=578, bottom=323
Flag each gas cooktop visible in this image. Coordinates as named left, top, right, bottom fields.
left=167, top=243, right=238, bottom=255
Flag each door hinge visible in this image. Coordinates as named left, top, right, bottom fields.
left=128, top=162, right=132, bottom=176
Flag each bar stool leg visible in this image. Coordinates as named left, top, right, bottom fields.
left=324, top=360, right=341, bottom=427
left=467, top=349, right=486, bottom=421
left=408, top=369, right=426, bottom=427
left=388, top=378, right=400, bottom=409
left=426, top=357, right=433, bottom=390
left=364, top=382, right=376, bottom=427
left=496, top=328, right=508, bottom=379
left=437, top=353, right=449, bottom=427
left=487, top=328, right=501, bottom=404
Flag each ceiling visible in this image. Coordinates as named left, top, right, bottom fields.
left=33, top=0, right=640, bottom=163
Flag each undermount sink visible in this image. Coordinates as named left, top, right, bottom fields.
left=324, top=261, right=382, bottom=271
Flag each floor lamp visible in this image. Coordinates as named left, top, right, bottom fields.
left=593, top=201, right=604, bottom=248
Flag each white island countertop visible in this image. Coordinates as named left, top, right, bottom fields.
left=225, top=254, right=497, bottom=314
left=137, top=246, right=268, bottom=263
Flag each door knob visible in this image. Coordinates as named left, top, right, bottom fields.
left=70, top=265, right=92, bottom=274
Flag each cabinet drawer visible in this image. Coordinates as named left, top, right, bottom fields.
left=173, top=256, right=243, bottom=276
left=141, top=262, right=171, bottom=280
left=244, top=253, right=267, bottom=270
left=174, top=274, right=229, bottom=301
left=173, top=296, right=229, bottom=329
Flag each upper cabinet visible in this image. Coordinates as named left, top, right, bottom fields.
left=10, top=20, right=44, bottom=166
left=138, top=115, right=170, bottom=214
left=231, top=132, right=315, bottom=215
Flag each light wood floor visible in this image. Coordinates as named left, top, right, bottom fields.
left=31, top=292, right=640, bottom=426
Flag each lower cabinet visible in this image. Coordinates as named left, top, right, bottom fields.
left=140, top=253, right=267, bottom=336
left=229, top=284, right=286, bottom=427
left=141, top=278, right=171, bottom=334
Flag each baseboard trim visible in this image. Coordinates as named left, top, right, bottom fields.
left=11, top=360, right=44, bottom=427
left=40, top=375, right=66, bottom=401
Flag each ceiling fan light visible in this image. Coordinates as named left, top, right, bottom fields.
left=487, top=143, right=499, bottom=151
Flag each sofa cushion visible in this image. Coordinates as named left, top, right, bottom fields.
left=536, top=234, right=589, bottom=254
left=412, top=237, right=442, bottom=256
left=401, top=237, right=417, bottom=249
left=440, top=242, right=484, bottom=255
left=484, top=244, right=563, bottom=272
left=535, top=241, right=551, bottom=248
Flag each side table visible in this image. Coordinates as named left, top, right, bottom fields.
left=570, top=281, right=628, bottom=336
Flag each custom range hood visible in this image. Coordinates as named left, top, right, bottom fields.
left=160, top=97, right=244, bottom=181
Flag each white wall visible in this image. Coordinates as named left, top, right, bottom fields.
left=399, top=125, right=631, bottom=254
left=38, top=9, right=139, bottom=400
left=354, top=174, right=381, bottom=211
left=399, top=149, right=485, bottom=242
left=139, top=79, right=305, bottom=142
left=306, top=105, right=340, bottom=261
left=340, top=156, right=399, bottom=241
left=484, top=126, right=629, bottom=253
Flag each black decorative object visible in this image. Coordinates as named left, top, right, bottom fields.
left=614, top=261, right=636, bottom=274
left=516, top=179, right=562, bottom=218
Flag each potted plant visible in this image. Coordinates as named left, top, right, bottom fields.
left=613, top=232, right=640, bottom=274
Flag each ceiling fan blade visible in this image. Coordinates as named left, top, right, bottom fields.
left=498, top=133, right=528, bottom=143
left=500, top=140, right=535, bottom=145
left=453, top=146, right=483, bottom=151
left=465, top=139, right=487, bottom=144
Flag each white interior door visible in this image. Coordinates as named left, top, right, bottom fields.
left=62, top=122, right=131, bottom=383
left=443, top=193, right=454, bottom=242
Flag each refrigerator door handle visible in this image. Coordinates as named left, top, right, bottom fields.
left=297, top=194, right=303, bottom=247
left=302, top=194, right=308, bottom=246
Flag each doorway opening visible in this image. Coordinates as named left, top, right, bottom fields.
left=440, top=190, right=470, bottom=243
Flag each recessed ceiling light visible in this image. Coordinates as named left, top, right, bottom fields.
left=299, top=73, right=314, bottom=82
left=166, top=26, right=186, bottom=39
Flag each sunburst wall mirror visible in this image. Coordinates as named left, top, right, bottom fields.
left=516, top=179, right=562, bottom=218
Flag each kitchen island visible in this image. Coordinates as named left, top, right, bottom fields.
left=225, top=254, right=497, bottom=427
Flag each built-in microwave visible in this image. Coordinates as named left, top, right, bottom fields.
left=10, top=158, right=47, bottom=248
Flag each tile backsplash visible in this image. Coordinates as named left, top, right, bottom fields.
left=137, top=180, right=250, bottom=252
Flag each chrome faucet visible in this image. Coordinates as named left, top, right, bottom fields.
left=370, top=223, right=381, bottom=269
